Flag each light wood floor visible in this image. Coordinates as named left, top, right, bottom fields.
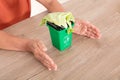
left=0, top=0, right=120, bottom=80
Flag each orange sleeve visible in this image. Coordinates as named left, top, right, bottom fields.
left=0, top=0, right=31, bottom=29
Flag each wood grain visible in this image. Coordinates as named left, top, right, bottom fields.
left=0, top=0, right=120, bottom=80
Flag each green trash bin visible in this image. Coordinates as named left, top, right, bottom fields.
left=46, top=22, right=74, bottom=51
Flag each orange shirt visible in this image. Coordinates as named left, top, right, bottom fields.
left=0, top=0, right=31, bottom=30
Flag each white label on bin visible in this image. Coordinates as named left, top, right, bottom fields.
left=64, top=36, right=70, bottom=47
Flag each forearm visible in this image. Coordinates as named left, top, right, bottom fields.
left=36, top=0, right=65, bottom=12
left=0, top=31, right=31, bottom=52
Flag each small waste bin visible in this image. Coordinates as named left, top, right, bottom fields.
left=46, top=22, right=74, bottom=51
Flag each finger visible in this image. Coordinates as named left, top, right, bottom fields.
left=87, top=28, right=97, bottom=39
left=36, top=52, right=53, bottom=70
left=85, top=23, right=100, bottom=39
left=75, top=19, right=101, bottom=39
left=92, top=27, right=101, bottom=39
left=79, top=24, right=87, bottom=35
left=43, top=62, right=57, bottom=71
left=33, top=45, right=52, bottom=69
left=81, top=23, right=93, bottom=38
left=74, top=22, right=87, bottom=35
left=84, top=31, right=94, bottom=38
left=43, top=59, right=57, bottom=71
left=42, top=54, right=57, bottom=70
left=88, top=23, right=100, bottom=33
left=89, top=25, right=99, bottom=35
left=32, top=41, right=57, bottom=70
left=88, top=25, right=101, bottom=39
left=84, top=26, right=97, bottom=39
left=36, top=51, right=57, bottom=71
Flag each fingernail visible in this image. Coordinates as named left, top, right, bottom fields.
left=54, top=65, right=57, bottom=71
left=86, top=21, right=90, bottom=24
left=51, top=61, right=54, bottom=65
left=96, top=34, right=101, bottom=39
left=99, top=34, right=102, bottom=39
left=90, top=36, right=95, bottom=39
left=98, top=36, right=101, bottom=39
left=54, top=67, right=57, bottom=71
left=43, top=48, right=47, bottom=51
left=48, top=68, right=51, bottom=71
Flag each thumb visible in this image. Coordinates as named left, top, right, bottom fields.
left=37, top=40, right=48, bottom=51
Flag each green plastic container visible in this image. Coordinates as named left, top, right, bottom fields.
left=47, top=23, right=74, bottom=51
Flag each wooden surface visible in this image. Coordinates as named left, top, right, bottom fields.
left=0, top=0, right=120, bottom=80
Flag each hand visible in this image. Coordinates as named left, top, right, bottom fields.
left=27, top=40, right=57, bottom=71
left=73, top=19, right=101, bottom=39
